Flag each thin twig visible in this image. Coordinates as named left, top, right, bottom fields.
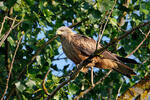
left=118, top=20, right=150, bottom=40
left=55, top=53, right=64, bottom=59
left=126, top=30, right=150, bottom=57
left=12, top=19, right=24, bottom=29
left=0, top=16, right=7, bottom=36
left=98, top=0, right=117, bottom=43
left=95, top=20, right=150, bottom=55
left=96, top=11, right=108, bottom=50
left=116, top=79, right=124, bottom=100
left=139, top=28, right=146, bottom=35
left=69, top=18, right=89, bottom=28
left=74, top=70, right=113, bottom=100
left=5, top=16, right=20, bottom=21
left=45, top=61, right=85, bottom=100
left=42, top=70, right=51, bottom=95
left=142, top=57, right=150, bottom=64
left=45, top=79, right=72, bottom=100
left=0, top=17, right=23, bottom=47
left=0, top=18, right=23, bottom=42
left=0, top=34, right=23, bottom=100
left=0, top=16, right=16, bottom=47
left=53, top=57, right=68, bottom=61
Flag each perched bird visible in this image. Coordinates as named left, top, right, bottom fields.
left=56, top=26, right=137, bottom=78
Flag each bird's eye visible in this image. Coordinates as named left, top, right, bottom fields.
left=60, top=30, right=64, bottom=32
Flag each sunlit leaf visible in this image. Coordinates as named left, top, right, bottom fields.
left=15, top=81, right=26, bottom=92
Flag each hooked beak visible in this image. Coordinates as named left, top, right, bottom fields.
left=56, top=30, right=62, bottom=35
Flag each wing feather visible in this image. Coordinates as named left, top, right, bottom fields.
left=71, top=34, right=119, bottom=61
left=71, top=34, right=96, bottom=56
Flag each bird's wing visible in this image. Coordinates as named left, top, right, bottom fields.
left=71, top=34, right=119, bottom=61
left=71, top=34, right=97, bottom=56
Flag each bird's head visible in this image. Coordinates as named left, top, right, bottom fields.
left=56, top=26, right=74, bottom=37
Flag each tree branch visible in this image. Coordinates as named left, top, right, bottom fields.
left=117, top=74, right=150, bottom=100
left=118, top=20, right=150, bottom=40
left=0, top=16, right=7, bottom=36
left=98, top=0, right=117, bottom=44
left=126, top=30, right=150, bottom=57
left=0, top=16, right=16, bottom=47
left=1, top=34, right=23, bottom=100
left=69, top=18, right=89, bottom=28
left=116, top=79, right=124, bottom=100
left=95, top=20, right=150, bottom=56
left=0, top=16, right=23, bottom=47
left=74, top=70, right=113, bottom=100
left=42, top=70, right=51, bottom=95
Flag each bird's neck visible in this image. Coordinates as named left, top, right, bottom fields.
left=60, top=34, right=73, bottom=43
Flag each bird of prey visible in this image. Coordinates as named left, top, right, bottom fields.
left=56, top=26, right=137, bottom=78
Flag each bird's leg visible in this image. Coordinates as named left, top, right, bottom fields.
left=87, top=60, right=95, bottom=86
left=91, top=66, right=94, bottom=87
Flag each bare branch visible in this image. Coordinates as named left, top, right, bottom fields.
left=0, top=16, right=7, bottom=36
left=69, top=18, right=89, bottom=28
left=95, top=20, right=150, bottom=56
left=45, top=79, right=72, bottom=100
left=0, top=16, right=16, bottom=47
left=1, top=34, right=23, bottom=100
left=42, top=70, right=51, bottom=95
left=118, top=20, right=150, bottom=40
left=96, top=11, right=108, bottom=50
left=12, top=19, right=24, bottom=29
left=5, top=16, right=20, bottom=21
left=96, top=0, right=117, bottom=50
left=74, top=70, right=113, bottom=100
left=45, top=61, right=85, bottom=100
left=98, top=0, right=117, bottom=43
left=142, top=57, right=150, bottom=64
left=116, top=79, right=124, bottom=100
left=126, top=30, right=150, bottom=57
left=0, top=16, right=23, bottom=47
left=53, top=57, right=68, bottom=61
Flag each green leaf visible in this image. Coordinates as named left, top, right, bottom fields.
left=15, top=81, right=26, bottom=92
left=25, top=79, right=36, bottom=89
left=97, top=0, right=113, bottom=12
left=69, top=83, right=78, bottom=94
left=141, top=9, right=149, bottom=15
left=109, top=18, right=117, bottom=26
left=0, top=1, right=7, bottom=11
left=36, top=55, right=41, bottom=65
left=52, top=75, right=59, bottom=83
left=7, top=36, right=15, bottom=46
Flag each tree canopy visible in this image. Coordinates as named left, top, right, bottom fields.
left=0, top=0, right=150, bottom=100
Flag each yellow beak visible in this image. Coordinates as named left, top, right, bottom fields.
left=57, top=30, right=62, bottom=35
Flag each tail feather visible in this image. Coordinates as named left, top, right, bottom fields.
left=113, top=62, right=136, bottom=78
left=116, top=56, right=138, bottom=64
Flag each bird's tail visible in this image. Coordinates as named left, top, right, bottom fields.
left=113, top=62, right=136, bottom=78
left=116, top=56, right=138, bottom=64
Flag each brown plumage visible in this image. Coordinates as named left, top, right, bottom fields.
left=56, top=26, right=137, bottom=78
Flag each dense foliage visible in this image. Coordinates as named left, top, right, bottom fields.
left=0, top=0, right=150, bottom=99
